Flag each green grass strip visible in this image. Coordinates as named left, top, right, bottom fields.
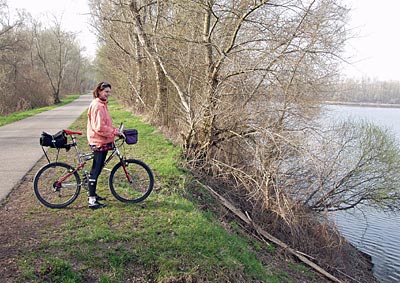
left=0, top=94, right=80, bottom=127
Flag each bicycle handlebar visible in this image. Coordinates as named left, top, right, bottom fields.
left=63, top=122, right=125, bottom=141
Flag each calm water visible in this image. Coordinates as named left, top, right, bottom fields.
left=324, top=105, right=400, bottom=283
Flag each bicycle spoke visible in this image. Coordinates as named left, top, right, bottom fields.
left=34, top=162, right=81, bottom=208
left=109, top=159, right=154, bottom=203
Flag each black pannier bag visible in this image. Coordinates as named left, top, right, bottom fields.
left=40, top=130, right=68, bottom=148
left=123, top=129, right=138, bottom=145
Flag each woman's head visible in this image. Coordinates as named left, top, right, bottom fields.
left=93, top=82, right=112, bottom=100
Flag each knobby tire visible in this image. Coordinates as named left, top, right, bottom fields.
left=33, top=162, right=81, bottom=208
left=109, top=159, right=154, bottom=203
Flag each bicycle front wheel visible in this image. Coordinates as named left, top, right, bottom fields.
left=33, top=162, right=81, bottom=208
left=109, top=159, right=154, bottom=203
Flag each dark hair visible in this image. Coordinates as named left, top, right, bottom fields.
left=93, top=82, right=111, bottom=98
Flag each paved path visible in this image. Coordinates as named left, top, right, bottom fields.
left=0, top=94, right=92, bottom=201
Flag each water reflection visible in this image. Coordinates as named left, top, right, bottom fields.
left=324, top=105, right=400, bottom=283
left=333, top=210, right=400, bottom=282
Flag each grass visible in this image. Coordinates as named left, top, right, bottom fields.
left=0, top=94, right=80, bottom=127
left=16, top=99, right=315, bottom=282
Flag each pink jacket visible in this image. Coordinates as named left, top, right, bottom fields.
left=87, top=98, right=119, bottom=146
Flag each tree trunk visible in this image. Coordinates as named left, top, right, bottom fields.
left=153, top=60, right=169, bottom=125
left=133, top=33, right=144, bottom=105
left=202, top=2, right=218, bottom=154
left=129, top=0, right=169, bottom=126
left=53, top=90, right=61, bottom=104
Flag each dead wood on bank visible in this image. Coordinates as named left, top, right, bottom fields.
left=196, top=181, right=357, bottom=283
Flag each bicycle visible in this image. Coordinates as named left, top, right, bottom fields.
left=33, top=124, right=154, bottom=208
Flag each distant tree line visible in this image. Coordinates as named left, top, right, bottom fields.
left=0, top=0, right=95, bottom=115
left=330, top=77, right=400, bottom=104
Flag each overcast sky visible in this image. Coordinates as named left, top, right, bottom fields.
left=8, top=0, right=97, bottom=59
left=343, top=0, right=400, bottom=81
left=7, top=0, right=400, bottom=81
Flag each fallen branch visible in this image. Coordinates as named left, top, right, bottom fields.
left=197, top=181, right=344, bottom=283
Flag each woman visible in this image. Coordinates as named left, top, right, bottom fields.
left=87, top=82, right=121, bottom=209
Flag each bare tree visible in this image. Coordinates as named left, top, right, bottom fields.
left=0, top=0, right=25, bottom=114
left=32, top=16, right=76, bottom=104
left=128, top=0, right=171, bottom=125
left=0, top=0, right=23, bottom=53
left=88, top=1, right=399, bottom=218
left=89, top=0, right=171, bottom=124
left=0, top=2, right=92, bottom=114
left=89, top=0, right=354, bottom=207
left=86, top=2, right=400, bottom=280
left=295, top=120, right=400, bottom=212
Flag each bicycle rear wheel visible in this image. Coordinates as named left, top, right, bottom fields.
left=109, top=159, right=154, bottom=203
left=33, top=162, right=81, bottom=208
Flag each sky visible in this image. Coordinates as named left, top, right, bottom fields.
left=6, top=0, right=400, bottom=81
left=7, top=0, right=97, bottom=59
left=343, top=0, right=400, bottom=81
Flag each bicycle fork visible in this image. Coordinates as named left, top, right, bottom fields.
left=121, top=162, right=133, bottom=184
left=104, top=149, right=134, bottom=186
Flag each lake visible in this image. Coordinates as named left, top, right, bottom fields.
left=323, top=105, right=400, bottom=283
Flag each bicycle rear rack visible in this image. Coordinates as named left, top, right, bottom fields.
left=41, top=144, right=72, bottom=164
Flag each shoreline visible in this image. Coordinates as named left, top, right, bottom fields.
left=323, top=101, right=400, bottom=109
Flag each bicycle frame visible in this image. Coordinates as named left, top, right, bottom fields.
left=54, top=131, right=130, bottom=189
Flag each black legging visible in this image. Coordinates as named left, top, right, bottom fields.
left=88, top=151, right=108, bottom=197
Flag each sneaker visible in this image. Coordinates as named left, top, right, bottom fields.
left=95, top=194, right=106, bottom=201
left=89, top=201, right=107, bottom=210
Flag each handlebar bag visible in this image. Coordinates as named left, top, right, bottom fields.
left=40, top=130, right=68, bottom=148
left=123, top=129, right=138, bottom=145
